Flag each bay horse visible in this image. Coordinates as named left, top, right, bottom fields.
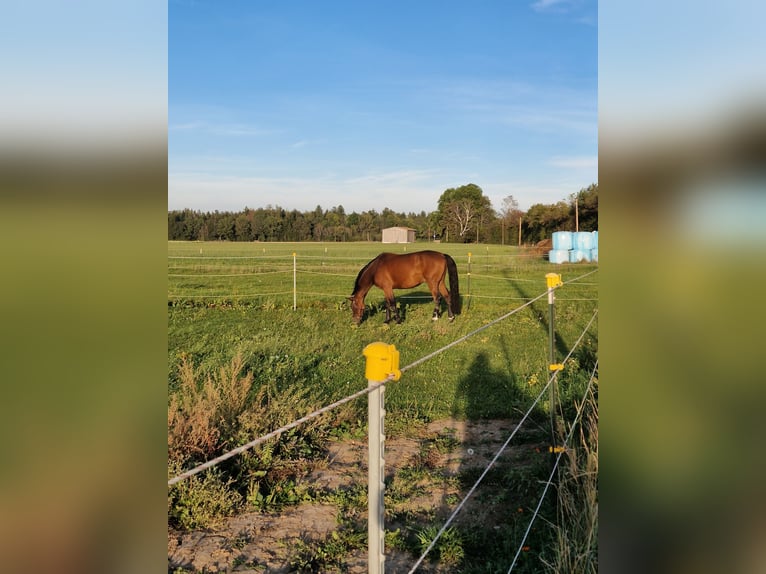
left=349, top=250, right=460, bottom=324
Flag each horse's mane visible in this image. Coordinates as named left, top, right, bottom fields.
left=351, top=255, right=380, bottom=295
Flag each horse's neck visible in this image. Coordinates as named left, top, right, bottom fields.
left=354, top=265, right=376, bottom=299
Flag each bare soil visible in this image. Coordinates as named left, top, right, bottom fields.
left=168, top=418, right=542, bottom=574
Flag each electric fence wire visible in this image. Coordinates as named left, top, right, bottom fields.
left=167, top=289, right=549, bottom=486
left=506, top=356, right=599, bottom=574
left=167, top=378, right=391, bottom=487
left=407, top=307, right=598, bottom=573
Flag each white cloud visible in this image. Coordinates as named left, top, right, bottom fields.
left=169, top=165, right=596, bottom=216
left=168, top=121, right=275, bottom=137
left=168, top=169, right=448, bottom=214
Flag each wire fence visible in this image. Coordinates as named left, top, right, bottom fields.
left=168, top=251, right=597, bottom=304
left=167, top=266, right=599, bottom=571
left=506, top=357, right=599, bottom=573
left=407, top=308, right=599, bottom=573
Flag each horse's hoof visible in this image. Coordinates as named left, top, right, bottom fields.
left=432, top=316, right=439, bottom=321
left=449, top=316, right=455, bottom=322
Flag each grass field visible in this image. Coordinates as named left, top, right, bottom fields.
left=168, top=240, right=598, bottom=573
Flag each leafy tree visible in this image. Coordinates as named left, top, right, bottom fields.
left=437, top=183, right=493, bottom=242
left=234, top=214, right=252, bottom=241
left=214, top=213, right=235, bottom=240
left=570, top=183, right=598, bottom=231
left=358, top=211, right=378, bottom=241
left=525, top=201, right=570, bottom=243
left=380, top=208, right=400, bottom=230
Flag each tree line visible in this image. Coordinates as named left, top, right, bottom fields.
left=168, top=183, right=597, bottom=245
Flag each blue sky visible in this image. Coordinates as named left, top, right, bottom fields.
left=169, top=0, right=597, bottom=214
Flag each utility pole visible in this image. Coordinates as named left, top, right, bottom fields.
left=575, top=196, right=579, bottom=232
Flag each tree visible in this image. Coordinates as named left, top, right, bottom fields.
left=437, top=183, right=493, bottom=242
left=167, top=182, right=596, bottom=244
left=525, top=201, right=570, bottom=243
left=500, top=195, right=523, bottom=245
left=357, top=211, right=378, bottom=241
left=426, top=210, right=441, bottom=241
left=234, top=214, right=252, bottom=241
left=217, top=216, right=234, bottom=240
left=570, top=183, right=598, bottom=231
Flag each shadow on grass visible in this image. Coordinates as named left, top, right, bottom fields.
left=404, top=351, right=557, bottom=573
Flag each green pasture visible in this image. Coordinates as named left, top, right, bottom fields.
left=168, top=240, right=598, bottom=426
left=168, top=240, right=598, bottom=572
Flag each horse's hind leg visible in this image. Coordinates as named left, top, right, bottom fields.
left=438, top=282, right=454, bottom=321
left=431, top=292, right=441, bottom=320
left=428, top=281, right=441, bottom=320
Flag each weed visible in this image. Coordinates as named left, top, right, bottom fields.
left=289, top=529, right=366, bottom=573
left=415, top=525, right=465, bottom=567
left=167, top=466, right=242, bottom=530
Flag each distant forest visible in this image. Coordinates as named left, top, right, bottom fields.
left=168, top=183, right=597, bottom=244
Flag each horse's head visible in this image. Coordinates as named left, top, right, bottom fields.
left=348, top=295, right=365, bottom=324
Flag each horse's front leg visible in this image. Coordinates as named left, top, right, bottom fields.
left=382, top=291, right=401, bottom=324
left=390, top=296, right=402, bottom=324
left=382, top=293, right=395, bottom=323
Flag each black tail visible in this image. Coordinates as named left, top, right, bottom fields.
left=445, top=254, right=461, bottom=315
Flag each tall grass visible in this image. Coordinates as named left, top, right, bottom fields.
left=167, top=353, right=343, bottom=529
left=543, top=381, right=599, bottom=574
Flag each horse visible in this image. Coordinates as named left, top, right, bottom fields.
left=348, top=250, right=461, bottom=325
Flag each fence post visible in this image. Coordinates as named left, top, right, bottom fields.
left=545, top=273, right=564, bottom=453
left=362, top=342, right=401, bottom=574
left=292, top=252, right=297, bottom=311
left=466, top=252, right=472, bottom=311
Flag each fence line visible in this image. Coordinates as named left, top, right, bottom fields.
left=469, top=273, right=599, bottom=286
left=168, top=270, right=293, bottom=277
left=166, top=292, right=596, bottom=303
left=168, top=255, right=598, bottom=305
left=469, top=274, right=542, bottom=283
left=167, top=291, right=295, bottom=299
left=167, top=288, right=556, bottom=487
left=562, top=268, right=599, bottom=285
left=408, top=307, right=599, bottom=573
left=298, top=270, right=358, bottom=278
left=168, top=255, right=294, bottom=260
left=167, top=379, right=391, bottom=487
left=168, top=252, right=556, bottom=261
left=506, top=357, right=599, bottom=573
left=169, top=268, right=599, bottom=485
left=168, top=270, right=598, bottom=282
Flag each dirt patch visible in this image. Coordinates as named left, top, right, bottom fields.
left=168, top=418, right=543, bottom=573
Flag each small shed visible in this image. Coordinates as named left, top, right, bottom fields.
left=382, top=226, right=416, bottom=243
